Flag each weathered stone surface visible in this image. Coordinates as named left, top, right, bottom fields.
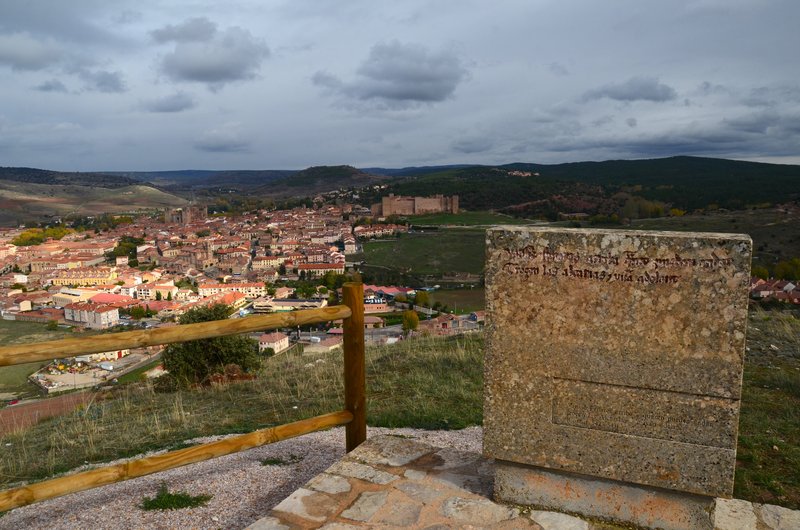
left=432, top=447, right=484, bottom=470
left=326, top=460, right=397, bottom=485
left=272, top=488, right=338, bottom=523
left=244, top=516, right=290, bottom=530
left=485, top=227, right=751, bottom=497
left=757, top=503, right=800, bottom=530
left=341, top=490, right=388, bottom=522
left=440, top=496, right=519, bottom=525
left=396, top=481, right=445, bottom=503
left=404, top=469, right=427, bottom=480
left=496, top=461, right=716, bottom=530
left=354, top=435, right=431, bottom=466
left=307, top=473, right=352, bottom=495
left=529, top=510, right=589, bottom=530
left=374, top=500, right=422, bottom=526
left=714, top=498, right=757, bottom=529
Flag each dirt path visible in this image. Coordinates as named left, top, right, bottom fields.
left=0, top=392, right=94, bottom=436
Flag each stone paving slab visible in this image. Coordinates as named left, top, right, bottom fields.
left=246, top=435, right=800, bottom=529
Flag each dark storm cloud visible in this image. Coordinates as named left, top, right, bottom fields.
left=696, top=81, right=731, bottom=96
left=314, top=41, right=467, bottom=109
left=142, top=92, right=195, bottom=113
left=0, top=32, right=61, bottom=71
left=742, top=85, right=800, bottom=108
left=78, top=69, right=126, bottom=93
left=452, top=137, right=493, bottom=154
left=158, top=25, right=269, bottom=90
left=0, top=3, right=124, bottom=46
left=539, top=109, right=800, bottom=161
left=34, top=79, right=68, bottom=93
left=151, top=17, right=217, bottom=43
left=193, top=126, right=249, bottom=152
left=583, top=77, right=677, bottom=103
left=724, top=112, right=779, bottom=134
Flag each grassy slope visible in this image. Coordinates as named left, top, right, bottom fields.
left=0, top=182, right=186, bottom=225
left=429, top=288, right=486, bottom=313
left=357, top=229, right=486, bottom=276
left=630, top=208, right=800, bottom=272
left=408, top=211, right=538, bottom=226
left=356, top=210, right=800, bottom=279
left=0, top=335, right=483, bottom=488
left=735, top=310, right=800, bottom=507
left=0, top=321, right=73, bottom=395
left=0, top=321, right=797, bottom=508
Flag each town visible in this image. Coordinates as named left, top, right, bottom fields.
left=0, top=198, right=483, bottom=393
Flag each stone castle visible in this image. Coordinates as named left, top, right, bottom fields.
left=165, top=206, right=208, bottom=225
left=370, top=194, right=458, bottom=217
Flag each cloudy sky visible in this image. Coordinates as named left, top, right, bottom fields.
left=1, top=0, right=798, bottom=171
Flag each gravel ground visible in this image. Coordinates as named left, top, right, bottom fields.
left=0, top=426, right=483, bottom=530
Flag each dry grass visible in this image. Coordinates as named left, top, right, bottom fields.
left=1, top=319, right=798, bottom=510
left=0, top=334, right=483, bottom=490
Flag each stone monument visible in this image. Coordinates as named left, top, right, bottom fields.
left=484, top=227, right=752, bottom=530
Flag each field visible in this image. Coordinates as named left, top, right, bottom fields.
left=0, top=321, right=73, bottom=396
left=357, top=229, right=486, bottom=276
left=630, top=207, right=800, bottom=271
left=356, top=209, right=800, bottom=285
left=430, top=288, right=486, bottom=313
left=408, top=211, right=538, bottom=226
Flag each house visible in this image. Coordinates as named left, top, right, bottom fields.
left=52, top=288, right=95, bottom=307
left=418, top=314, right=478, bottom=336
left=258, top=332, right=290, bottom=354
left=303, top=336, right=343, bottom=353
left=364, top=316, right=384, bottom=329
left=51, top=266, right=118, bottom=287
left=75, top=349, right=131, bottom=363
left=64, top=302, right=120, bottom=329
left=12, top=308, right=64, bottom=323
left=297, top=263, right=345, bottom=278
left=363, top=295, right=389, bottom=313
left=253, top=298, right=328, bottom=313
left=136, top=283, right=178, bottom=301
left=198, top=282, right=266, bottom=300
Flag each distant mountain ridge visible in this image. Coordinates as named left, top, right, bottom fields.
left=0, top=167, right=140, bottom=188
left=3, top=156, right=798, bottom=222
left=378, top=156, right=800, bottom=214
left=109, top=169, right=296, bottom=189
left=253, top=165, right=392, bottom=196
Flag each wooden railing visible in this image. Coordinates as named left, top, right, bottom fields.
left=0, top=283, right=366, bottom=512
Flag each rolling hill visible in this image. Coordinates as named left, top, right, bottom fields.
left=377, top=156, right=800, bottom=215
left=0, top=167, right=140, bottom=188
left=0, top=179, right=186, bottom=226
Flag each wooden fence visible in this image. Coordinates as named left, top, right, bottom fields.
left=0, top=282, right=366, bottom=512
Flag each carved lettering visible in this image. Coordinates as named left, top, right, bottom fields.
left=585, top=253, right=619, bottom=266
left=504, top=245, right=538, bottom=259
left=543, top=248, right=580, bottom=263
left=497, top=246, right=737, bottom=287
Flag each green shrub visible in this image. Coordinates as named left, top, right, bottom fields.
left=140, top=483, right=211, bottom=510
left=162, top=304, right=259, bottom=387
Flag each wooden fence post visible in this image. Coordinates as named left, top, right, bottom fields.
left=342, top=282, right=366, bottom=452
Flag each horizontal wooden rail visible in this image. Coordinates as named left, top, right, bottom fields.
left=0, top=409, right=353, bottom=512
left=0, top=305, right=351, bottom=367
